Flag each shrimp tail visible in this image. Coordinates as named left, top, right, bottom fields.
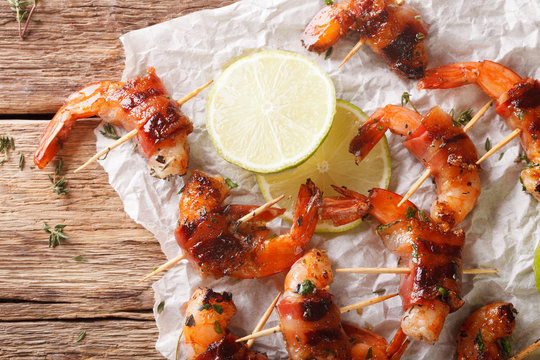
left=320, top=185, right=370, bottom=226
left=386, top=328, right=410, bottom=360
left=349, top=109, right=389, bottom=162
left=289, top=179, right=322, bottom=239
left=34, top=81, right=118, bottom=169
left=417, top=62, right=481, bottom=90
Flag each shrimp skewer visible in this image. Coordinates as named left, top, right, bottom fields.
left=418, top=60, right=540, bottom=200
left=176, top=170, right=322, bottom=279
left=349, top=105, right=481, bottom=229
left=321, top=187, right=465, bottom=344
left=303, top=0, right=429, bottom=79
left=34, top=67, right=196, bottom=178
left=182, top=288, right=268, bottom=360
left=238, top=250, right=408, bottom=359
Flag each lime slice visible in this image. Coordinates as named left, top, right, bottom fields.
left=206, top=50, right=336, bottom=173
left=535, top=240, right=540, bottom=294
left=257, top=100, right=391, bottom=232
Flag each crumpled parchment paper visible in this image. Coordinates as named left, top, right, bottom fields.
left=94, top=0, right=540, bottom=358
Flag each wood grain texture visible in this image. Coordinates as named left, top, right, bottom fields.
left=0, top=0, right=237, bottom=114
left=0, top=119, right=172, bottom=358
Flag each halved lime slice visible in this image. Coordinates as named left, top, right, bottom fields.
left=206, top=50, right=336, bottom=173
left=257, top=100, right=391, bottom=233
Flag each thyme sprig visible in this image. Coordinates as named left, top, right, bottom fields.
left=400, top=92, right=419, bottom=114
left=449, top=108, right=473, bottom=128
left=100, top=124, right=120, bottom=140
left=6, top=0, right=40, bottom=40
left=49, top=159, right=69, bottom=195
left=43, top=222, right=68, bottom=248
left=0, top=136, right=15, bottom=165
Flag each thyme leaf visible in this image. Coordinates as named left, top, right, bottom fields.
left=49, top=175, right=69, bottom=195
left=43, top=222, right=68, bottom=248
left=18, top=153, right=24, bottom=170
left=100, top=124, right=120, bottom=140
left=76, top=330, right=86, bottom=342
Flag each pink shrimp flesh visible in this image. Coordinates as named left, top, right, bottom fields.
left=34, top=67, right=193, bottom=178
left=345, top=324, right=410, bottom=360
left=457, top=302, right=516, bottom=360
left=419, top=60, right=540, bottom=200
left=175, top=171, right=322, bottom=279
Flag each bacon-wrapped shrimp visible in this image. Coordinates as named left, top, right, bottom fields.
left=349, top=105, right=480, bottom=229
left=34, top=67, right=193, bottom=178
left=457, top=302, right=516, bottom=360
left=303, top=0, right=429, bottom=79
left=277, top=249, right=352, bottom=359
left=418, top=60, right=540, bottom=200
left=183, top=288, right=268, bottom=360
left=321, top=188, right=465, bottom=344
left=176, top=170, right=322, bottom=279
left=276, top=249, right=409, bottom=359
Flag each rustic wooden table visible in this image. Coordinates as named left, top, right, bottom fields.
left=0, top=1, right=234, bottom=358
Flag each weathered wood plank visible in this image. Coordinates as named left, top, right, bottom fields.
left=0, top=0, right=237, bottom=114
left=0, top=319, right=162, bottom=359
left=0, top=119, right=169, bottom=356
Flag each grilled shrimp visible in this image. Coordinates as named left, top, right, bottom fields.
left=175, top=171, right=322, bottom=279
left=303, top=0, right=429, bottom=79
left=34, top=67, right=193, bottom=178
left=321, top=187, right=465, bottom=344
left=183, top=288, right=268, bottom=360
left=457, top=302, right=516, bottom=360
left=418, top=60, right=540, bottom=200
left=276, top=249, right=352, bottom=359
left=349, top=105, right=480, bottom=229
left=276, top=249, right=409, bottom=359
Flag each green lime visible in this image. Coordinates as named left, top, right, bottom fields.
left=257, top=100, right=391, bottom=233
left=206, top=50, right=336, bottom=173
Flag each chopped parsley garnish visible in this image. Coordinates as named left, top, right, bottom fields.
left=325, top=0, right=334, bottom=4
left=366, top=347, right=373, bottom=359
left=213, top=320, right=223, bottom=334
left=295, top=279, right=316, bottom=296
left=411, top=243, right=418, bottom=261
left=199, top=303, right=211, bottom=311
left=475, top=329, right=485, bottom=354
left=416, top=32, right=425, bottom=40
left=500, top=336, right=511, bottom=356
left=405, top=207, right=418, bottom=219
left=212, top=304, right=223, bottom=314
left=225, top=178, right=238, bottom=189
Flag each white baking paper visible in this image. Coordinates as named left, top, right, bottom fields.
left=94, top=0, right=540, bottom=358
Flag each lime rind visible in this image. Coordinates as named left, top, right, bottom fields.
left=257, top=99, right=391, bottom=233
left=206, top=50, right=336, bottom=174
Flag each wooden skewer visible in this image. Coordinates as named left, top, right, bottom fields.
left=462, top=100, right=494, bottom=132
left=138, top=253, right=186, bottom=283
left=236, top=293, right=397, bottom=343
left=246, top=292, right=282, bottom=349
left=236, top=195, right=285, bottom=225
left=396, top=100, right=494, bottom=207
left=336, top=267, right=498, bottom=275
left=74, top=128, right=138, bottom=173
left=476, top=128, right=522, bottom=165
left=74, top=80, right=213, bottom=173
left=139, top=195, right=285, bottom=283
left=338, top=39, right=365, bottom=69
left=509, top=338, right=540, bottom=360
